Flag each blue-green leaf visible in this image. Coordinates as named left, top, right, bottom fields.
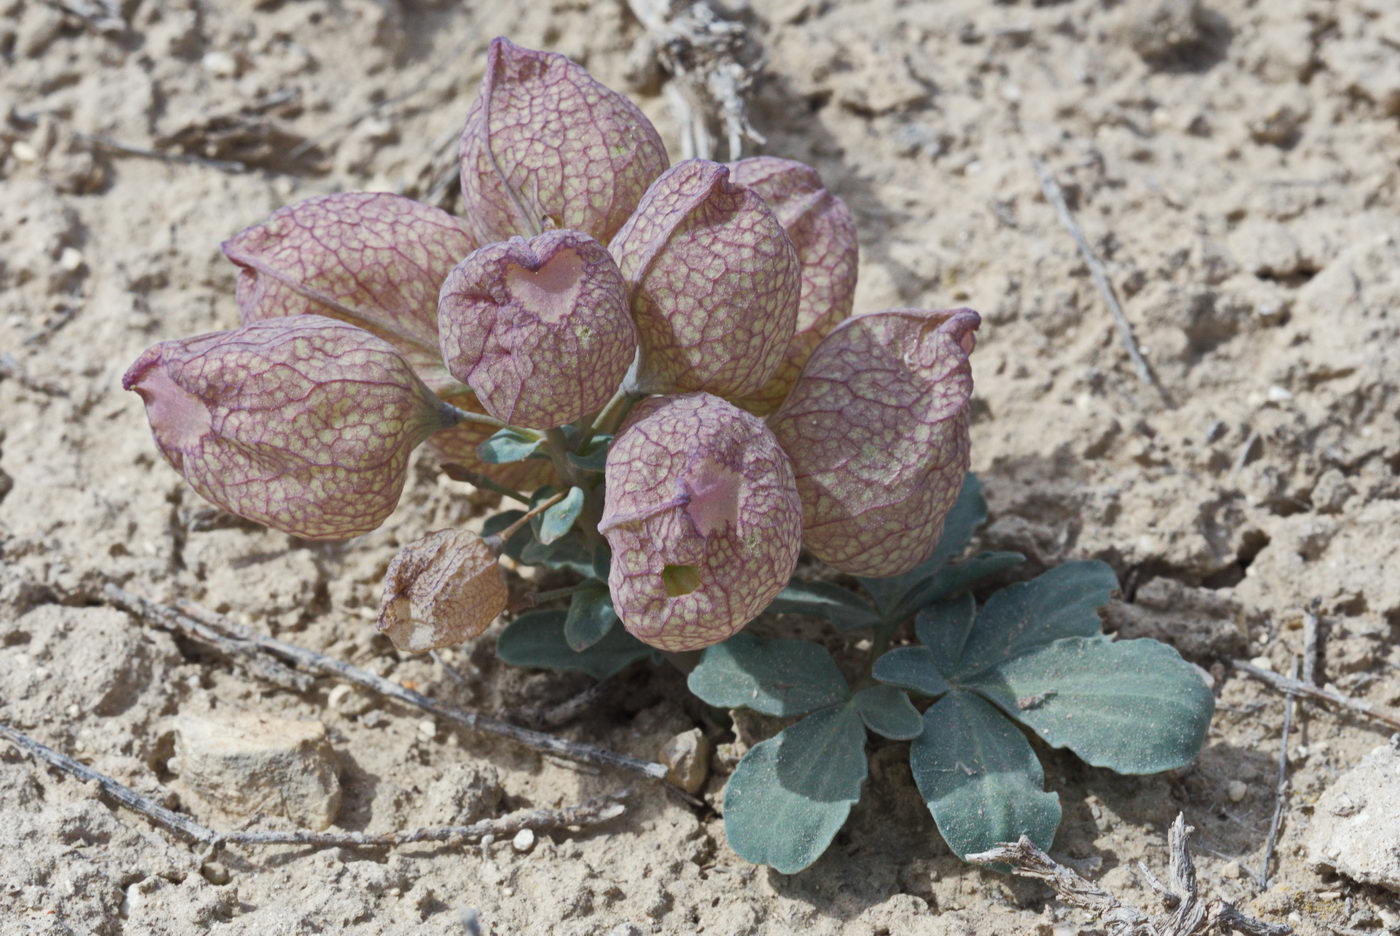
left=497, top=609, right=652, bottom=679
left=913, top=551, right=1026, bottom=608
left=519, top=530, right=596, bottom=576
left=858, top=473, right=987, bottom=622
left=910, top=690, right=1060, bottom=860
left=872, top=646, right=950, bottom=697
left=538, top=486, right=585, bottom=545
left=964, top=637, right=1215, bottom=774
left=853, top=686, right=923, bottom=740
left=567, top=434, right=611, bottom=472
left=766, top=580, right=881, bottom=632
left=724, top=703, right=868, bottom=873
left=688, top=632, right=850, bottom=716
left=954, top=560, right=1118, bottom=678
left=914, top=593, right=977, bottom=677
left=564, top=581, right=617, bottom=652
left=478, top=427, right=544, bottom=464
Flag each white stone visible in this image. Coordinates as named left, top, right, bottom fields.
left=511, top=828, right=535, bottom=853
left=201, top=51, right=237, bottom=77
left=171, top=710, right=341, bottom=830
left=1227, top=780, right=1248, bottom=802
left=1307, top=739, right=1400, bottom=892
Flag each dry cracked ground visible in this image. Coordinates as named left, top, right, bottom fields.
left=1, top=0, right=1398, bottom=934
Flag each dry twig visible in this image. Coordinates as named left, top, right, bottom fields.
left=104, top=584, right=313, bottom=693
left=1231, top=660, right=1400, bottom=731
left=0, top=722, right=626, bottom=851
left=104, top=587, right=692, bottom=799
left=1301, top=609, right=1320, bottom=687
left=1030, top=155, right=1171, bottom=405
left=1257, top=658, right=1298, bottom=890
left=626, top=0, right=765, bottom=161
left=966, top=813, right=1290, bottom=935
left=39, top=0, right=125, bottom=33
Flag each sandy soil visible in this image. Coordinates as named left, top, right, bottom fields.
left=2, top=0, right=1398, bottom=933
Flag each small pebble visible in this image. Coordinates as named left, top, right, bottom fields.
left=512, top=828, right=535, bottom=853
left=1221, top=860, right=1242, bottom=879
left=201, top=51, right=237, bottom=77
left=65, top=704, right=80, bottom=718
left=58, top=247, right=84, bottom=271
left=1248, top=656, right=1274, bottom=672
left=12, top=141, right=38, bottom=162
left=417, top=718, right=438, bottom=741
left=1227, top=780, right=1248, bottom=803
left=199, top=862, right=230, bottom=885
left=1316, top=890, right=1341, bottom=900
left=1266, top=385, right=1293, bottom=403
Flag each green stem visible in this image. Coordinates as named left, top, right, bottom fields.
left=442, top=403, right=509, bottom=430
left=528, top=582, right=592, bottom=604
left=575, top=387, right=634, bottom=453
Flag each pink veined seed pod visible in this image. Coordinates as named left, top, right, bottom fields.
left=726, top=157, right=859, bottom=416
left=769, top=308, right=981, bottom=578
left=378, top=530, right=508, bottom=653
left=609, top=159, right=801, bottom=399
left=223, top=191, right=475, bottom=387
left=438, top=230, right=636, bottom=429
left=599, top=394, right=803, bottom=652
left=122, top=315, right=460, bottom=541
left=458, top=37, right=670, bottom=245
left=221, top=189, right=548, bottom=490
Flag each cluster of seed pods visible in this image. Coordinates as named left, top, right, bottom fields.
left=124, top=38, right=979, bottom=654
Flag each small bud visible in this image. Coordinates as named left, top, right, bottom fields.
left=599, top=394, right=802, bottom=652
left=123, top=315, right=456, bottom=540
left=726, top=157, right=859, bottom=415
left=459, top=37, right=669, bottom=244
left=439, top=230, right=636, bottom=429
left=610, top=160, right=801, bottom=399
left=770, top=308, right=980, bottom=577
left=378, top=529, right=508, bottom=653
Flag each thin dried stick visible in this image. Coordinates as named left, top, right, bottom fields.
left=967, top=814, right=1291, bottom=935
left=1, top=722, right=217, bottom=844
left=0, top=722, right=627, bottom=851
left=1231, top=660, right=1400, bottom=731
left=217, top=795, right=627, bottom=848
left=537, top=680, right=612, bottom=729
left=104, top=584, right=314, bottom=693
left=84, top=134, right=248, bottom=173
left=626, top=0, right=764, bottom=161
left=1030, top=155, right=1171, bottom=404
left=150, top=595, right=680, bottom=789
left=1257, top=658, right=1298, bottom=891
left=1301, top=609, right=1320, bottom=687
left=39, top=0, right=125, bottom=33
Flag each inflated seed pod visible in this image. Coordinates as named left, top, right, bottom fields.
left=458, top=37, right=669, bottom=245
left=599, top=393, right=803, bottom=652
left=438, top=230, right=636, bottom=429
left=726, top=157, right=859, bottom=415
left=221, top=189, right=547, bottom=489
left=769, top=308, right=980, bottom=578
left=609, top=159, right=801, bottom=399
left=123, top=315, right=459, bottom=540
